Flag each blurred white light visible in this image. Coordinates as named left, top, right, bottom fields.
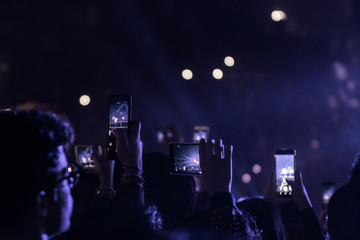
left=182, top=69, right=193, bottom=80
left=332, top=61, right=347, bottom=81
left=79, top=95, right=90, bottom=106
left=271, top=10, right=287, bottom=22
left=347, top=80, right=356, bottom=92
left=242, top=173, right=251, bottom=184
left=327, top=95, right=338, bottom=110
left=311, top=139, right=320, bottom=149
left=224, top=56, right=235, bottom=67
left=252, top=164, right=262, bottom=174
left=349, top=98, right=360, bottom=108
left=212, top=69, right=223, bottom=80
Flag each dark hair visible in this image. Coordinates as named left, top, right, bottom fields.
left=350, top=153, right=360, bottom=202
left=349, top=153, right=360, bottom=230
left=0, top=110, right=73, bottom=231
left=237, top=198, right=286, bottom=240
left=16, top=101, right=75, bottom=152
left=142, top=152, right=196, bottom=229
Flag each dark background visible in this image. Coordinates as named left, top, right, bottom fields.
left=1, top=0, right=360, bottom=213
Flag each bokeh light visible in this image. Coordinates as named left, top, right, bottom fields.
left=252, top=164, right=262, bottom=174
left=79, top=95, right=91, bottom=106
left=0, top=62, right=9, bottom=73
left=182, top=69, right=193, bottom=80
left=212, top=69, right=223, bottom=79
left=311, top=139, right=320, bottom=149
left=224, top=56, right=235, bottom=67
left=242, top=173, right=251, bottom=183
left=271, top=10, right=287, bottom=22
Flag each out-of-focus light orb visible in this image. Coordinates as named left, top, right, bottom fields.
left=182, top=69, right=193, bottom=80
left=242, top=173, right=251, bottom=184
left=271, top=10, right=287, bottom=22
left=224, top=56, right=235, bottom=67
left=212, top=69, right=223, bottom=79
left=349, top=98, right=360, bottom=108
left=311, top=139, right=320, bottom=149
left=252, top=164, right=261, bottom=174
left=0, top=62, right=9, bottom=73
left=79, top=95, right=91, bottom=106
left=332, top=61, right=347, bottom=81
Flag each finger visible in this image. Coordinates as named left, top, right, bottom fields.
left=199, top=139, right=206, bottom=167
left=269, top=162, right=276, bottom=187
left=221, top=144, right=225, bottom=159
left=295, top=170, right=302, bottom=183
left=215, top=139, right=223, bottom=160
left=91, top=153, right=99, bottom=164
left=294, top=170, right=303, bottom=189
left=115, top=128, right=128, bottom=161
left=225, top=144, right=233, bottom=167
left=100, top=144, right=108, bottom=161
left=129, top=120, right=141, bottom=141
left=225, top=145, right=233, bottom=182
left=206, top=138, right=214, bottom=161
left=286, top=170, right=297, bottom=189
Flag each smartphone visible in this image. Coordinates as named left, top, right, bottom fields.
left=169, top=143, right=202, bottom=175
left=193, top=125, right=210, bottom=143
left=274, top=149, right=296, bottom=197
left=75, top=145, right=102, bottom=169
left=322, top=181, right=335, bottom=208
left=107, top=94, right=131, bottom=160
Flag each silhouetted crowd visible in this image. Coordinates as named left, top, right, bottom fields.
left=0, top=102, right=359, bottom=240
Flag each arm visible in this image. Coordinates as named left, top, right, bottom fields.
left=116, top=120, right=144, bottom=207
left=288, top=171, right=324, bottom=240
left=92, top=145, right=116, bottom=199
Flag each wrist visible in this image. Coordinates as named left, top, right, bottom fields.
left=99, top=177, right=113, bottom=188
left=94, top=186, right=116, bottom=198
left=120, top=165, right=144, bottom=189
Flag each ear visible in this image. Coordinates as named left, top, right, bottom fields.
left=35, top=190, right=49, bottom=218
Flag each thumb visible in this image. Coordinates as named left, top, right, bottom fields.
left=295, top=170, right=302, bottom=184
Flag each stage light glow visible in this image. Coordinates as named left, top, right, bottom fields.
left=242, top=173, right=251, bottom=184
left=212, top=69, right=223, bottom=79
left=182, top=69, right=193, bottom=80
left=224, top=56, right=235, bottom=67
left=0, top=62, right=9, bottom=73
left=252, top=164, right=261, bottom=174
left=311, top=139, right=320, bottom=149
left=271, top=10, right=287, bottom=22
left=79, top=95, right=91, bottom=106
left=332, top=61, right=347, bottom=81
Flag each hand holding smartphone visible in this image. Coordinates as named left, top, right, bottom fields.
left=75, top=145, right=102, bottom=169
left=169, top=143, right=202, bottom=175
left=107, top=94, right=131, bottom=160
left=275, top=149, right=296, bottom=197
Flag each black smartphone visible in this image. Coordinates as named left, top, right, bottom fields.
left=274, top=149, right=296, bottom=197
left=169, top=143, right=202, bottom=175
left=107, top=94, right=132, bottom=160
left=322, top=181, right=335, bottom=209
left=74, top=145, right=102, bottom=169
left=193, top=125, right=210, bottom=143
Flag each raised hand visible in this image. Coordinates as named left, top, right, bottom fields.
left=199, top=138, right=233, bottom=196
